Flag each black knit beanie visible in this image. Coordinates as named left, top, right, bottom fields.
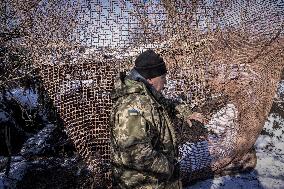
left=134, top=49, right=167, bottom=79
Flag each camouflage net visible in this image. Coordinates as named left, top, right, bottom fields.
left=2, top=0, right=284, bottom=187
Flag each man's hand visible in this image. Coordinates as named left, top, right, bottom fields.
left=187, top=112, right=207, bottom=125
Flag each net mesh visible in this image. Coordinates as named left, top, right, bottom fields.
left=4, top=0, right=284, bottom=187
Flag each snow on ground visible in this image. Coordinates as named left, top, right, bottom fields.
left=0, top=157, right=27, bottom=189
left=187, top=113, right=284, bottom=189
left=276, top=80, right=284, bottom=99
left=6, top=88, right=38, bottom=109
left=0, top=110, right=9, bottom=122
left=20, top=124, right=56, bottom=157
left=254, top=113, right=284, bottom=189
left=186, top=81, right=284, bottom=189
left=0, top=124, right=57, bottom=188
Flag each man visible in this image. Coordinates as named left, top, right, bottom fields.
left=110, top=49, right=204, bottom=189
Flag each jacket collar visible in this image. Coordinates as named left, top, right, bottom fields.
left=111, top=69, right=164, bottom=103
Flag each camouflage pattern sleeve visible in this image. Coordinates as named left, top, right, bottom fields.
left=112, top=103, right=176, bottom=187
left=175, top=103, right=193, bottom=119
left=161, top=97, right=193, bottom=120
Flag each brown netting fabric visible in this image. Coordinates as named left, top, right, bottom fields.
left=39, top=60, right=118, bottom=185
left=5, top=0, right=284, bottom=187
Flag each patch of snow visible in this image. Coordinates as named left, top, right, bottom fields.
left=21, top=124, right=56, bottom=157
left=274, top=80, right=284, bottom=100
left=62, top=156, right=78, bottom=167
left=0, top=110, right=9, bottom=122
left=277, top=80, right=284, bottom=96
left=254, top=153, right=284, bottom=189
left=255, top=135, right=272, bottom=149
left=6, top=88, right=38, bottom=109
left=189, top=171, right=264, bottom=189
left=0, top=157, right=27, bottom=189
left=60, top=79, right=94, bottom=95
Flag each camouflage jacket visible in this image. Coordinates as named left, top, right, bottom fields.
left=110, top=70, right=192, bottom=189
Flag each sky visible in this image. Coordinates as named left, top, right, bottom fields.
left=3, top=0, right=283, bottom=49
left=69, top=0, right=284, bottom=49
